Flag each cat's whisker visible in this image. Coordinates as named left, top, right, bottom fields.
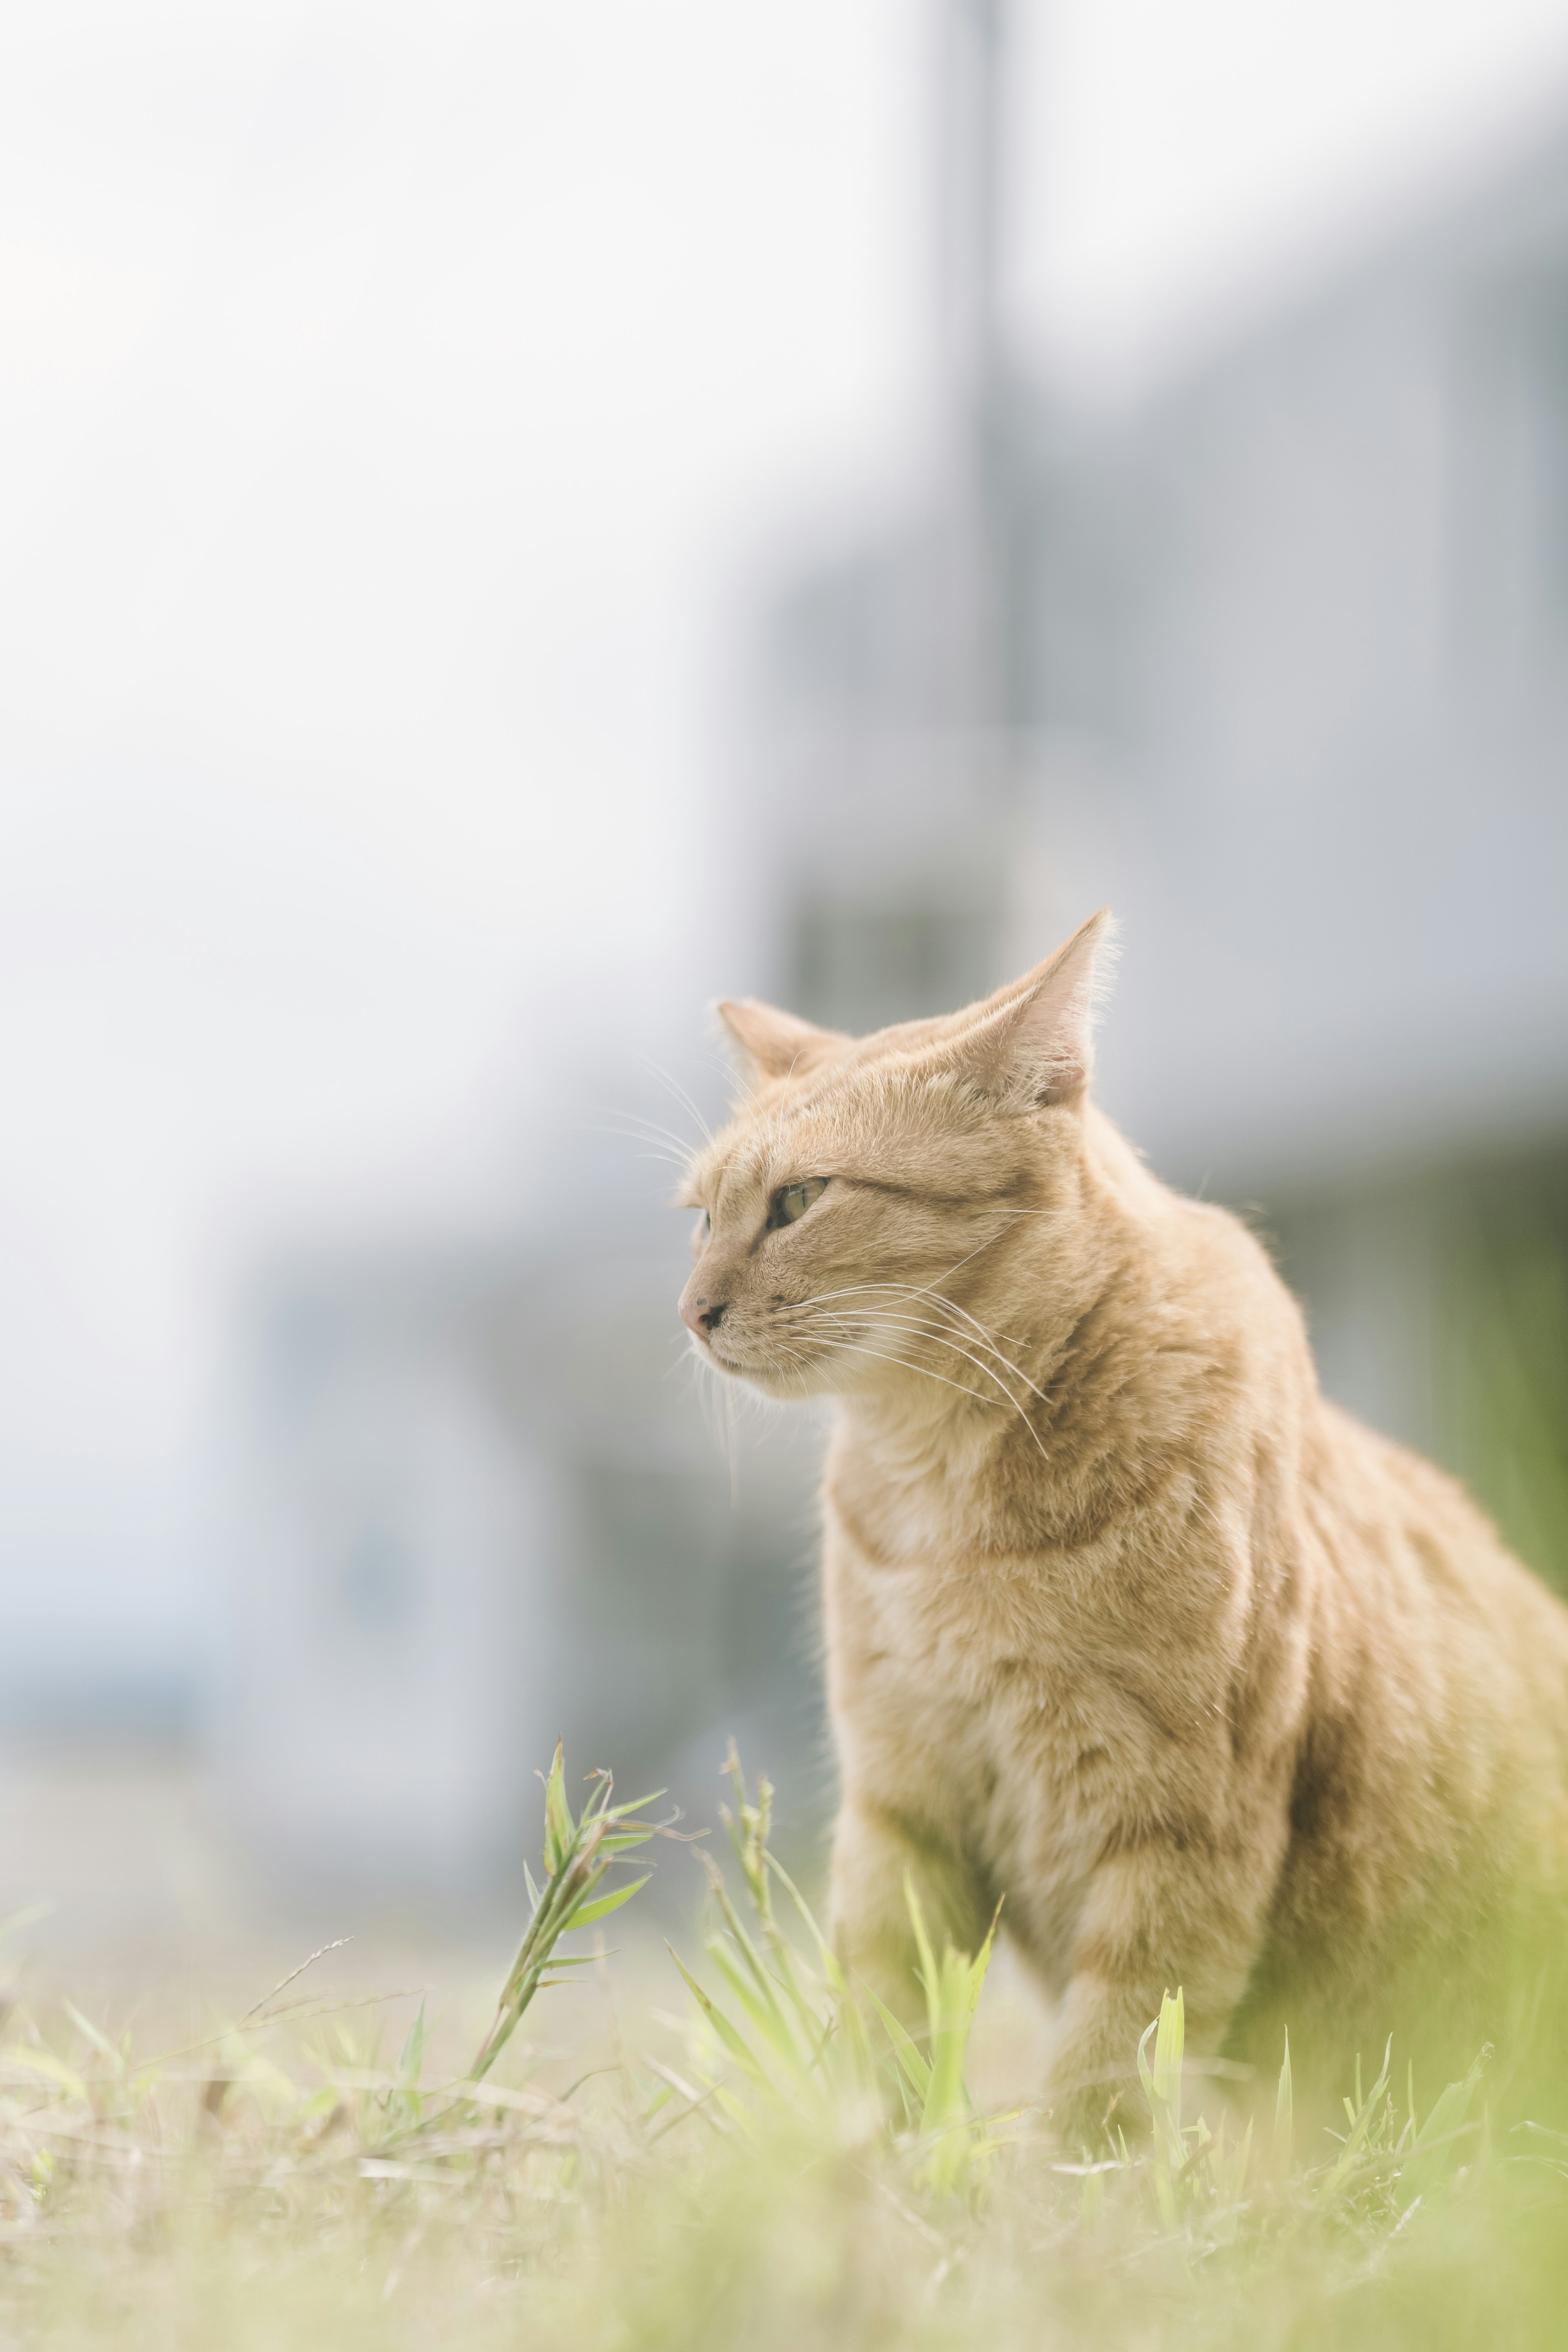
left=848, top=1307, right=1041, bottom=1396
left=805, top=1336, right=1050, bottom=1459
left=585, top=1109, right=695, bottom=1153
left=583, top=1112, right=699, bottom=1158
left=796, top=1309, right=1049, bottom=1448
left=932, top=1219, right=1046, bottom=1295
left=690, top=1345, right=732, bottom=1460
left=788, top=1276, right=1036, bottom=1365
left=789, top=1282, right=1047, bottom=1398
left=796, top=1304, right=1032, bottom=1393
left=576, top=1120, right=695, bottom=1175
left=797, top=1325, right=1050, bottom=1459
left=698, top=1042, right=766, bottom=1117
left=723, top=1377, right=740, bottom=1506
left=766, top=1337, right=817, bottom=1401
left=634, top=1053, right=715, bottom=1148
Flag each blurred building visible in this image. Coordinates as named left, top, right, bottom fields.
left=225, top=34, right=1568, bottom=1896
left=746, top=77, right=1568, bottom=1592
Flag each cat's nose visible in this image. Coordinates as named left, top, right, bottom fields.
left=680, top=1293, right=728, bottom=1338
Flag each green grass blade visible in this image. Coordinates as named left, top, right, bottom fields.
left=1274, top=2029, right=1293, bottom=2175
left=860, top=1980, right=932, bottom=2104
left=667, top=1948, right=771, bottom=2090
left=564, top=1875, right=650, bottom=1932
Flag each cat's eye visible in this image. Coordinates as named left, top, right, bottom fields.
left=768, top=1177, right=829, bottom=1230
left=702, top=1210, right=711, bottom=1238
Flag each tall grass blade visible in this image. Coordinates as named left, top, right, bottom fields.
left=1274, top=2029, right=1293, bottom=2176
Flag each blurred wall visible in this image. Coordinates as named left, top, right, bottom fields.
left=224, top=67, right=1568, bottom=1906
left=741, top=101, right=1568, bottom=1599
left=10, top=6, right=1568, bottom=1931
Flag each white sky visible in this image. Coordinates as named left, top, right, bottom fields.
left=3, top=0, right=1568, bottom=1618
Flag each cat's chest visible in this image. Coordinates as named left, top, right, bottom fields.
left=820, top=1452, right=1167, bottom=1805
left=822, top=1463, right=1080, bottom=1716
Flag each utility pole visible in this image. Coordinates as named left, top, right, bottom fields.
left=935, top=0, right=1012, bottom=744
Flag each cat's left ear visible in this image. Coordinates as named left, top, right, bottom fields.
left=714, top=997, right=851, bottom=1087
left=943, top=909, right=1118, bottom=1109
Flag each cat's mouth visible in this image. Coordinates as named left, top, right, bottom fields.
left=697, top=1323, right=847, bottom=1396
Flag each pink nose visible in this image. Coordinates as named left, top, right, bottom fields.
left=680, top=1291, right=728, bottom=1339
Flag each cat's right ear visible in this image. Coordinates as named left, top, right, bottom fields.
left=714, top=998, right=851, bottom=1087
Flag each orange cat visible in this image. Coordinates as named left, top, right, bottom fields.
left=677, top=912, right=1568, bottom=2142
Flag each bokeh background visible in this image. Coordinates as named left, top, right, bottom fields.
left=4, top=0, right=1568, bottom=1980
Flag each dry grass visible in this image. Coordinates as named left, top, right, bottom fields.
left=3, top=1751, right=1566, bottom=2352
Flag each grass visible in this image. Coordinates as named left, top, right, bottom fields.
left=2, top=1749, right=1567, bottom=2351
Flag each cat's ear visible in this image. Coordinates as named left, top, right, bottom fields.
left=941, top=909, right=1118, bottom=1108
left=714, top=997, right=851, bottom=1086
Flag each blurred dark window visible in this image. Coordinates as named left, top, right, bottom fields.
left=790, top=891, right=1001, bottom=1033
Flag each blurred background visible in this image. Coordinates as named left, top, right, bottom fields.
left=4, top=0, right=1568, bottom=1980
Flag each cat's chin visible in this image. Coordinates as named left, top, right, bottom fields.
left=705, top=1348, right=837, bottom=1399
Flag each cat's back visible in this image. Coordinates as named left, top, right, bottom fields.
left=1298, top=1395, right=1568, bottom=1766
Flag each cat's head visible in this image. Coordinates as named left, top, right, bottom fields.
left=675, top=910, right=1116, bottom=1399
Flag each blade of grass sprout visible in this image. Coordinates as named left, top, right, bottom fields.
left=917, top=1925, right=998, bottom=2196
left=721, top=1743, right=775, bottom=1925
left=641, top=2056, right=705, bottom=2109
left=1401, top=2049, right=1490, bottom=2198
left=1152, top=1987, right=1185, bottom=2136
left=711, top=2082, right=757, bottom=2138
left=395, top=2001, right=425, bottom=2088
left=1225, top=2115, right=1254, bottom=2203
left=1318, top=2038, right=1394, bottom=2202
left=62, top=2002, right=120, bottom=2070
left=236, top=1938, right=355, bottom=2028
left=904, top=1875, right=941, bottom=2040
left=713, top=1843, right=817, bottom=2034
left=541, top=1745, right=573, bottom=1874
left=921, top=1953, right=972, bottom=2140
left=1274, top=2030, right=1293, bottom=2175
left=901, top=1878, right=997, bottom=2182
left=666, top=1948, right=771, bottom=2090
left=467, top=1752, right=662, bottom=2084
left=860, top=1982, right=932, bottom=2108
left=1415, top=2049, right=1488, bottom=2149
left=696, top=1852, right=804, bottom=2061
left=0, top=2045, right=89, bottom=2101
left=1138, top=1991, right=1187, bottom=2211
left=706, top=1940, right=806, bottom=2071
left=386, top=2000, right=427, bottom=2135
left=762, top=1853, right=831, bottom=1953
left=563, top=1876, right=650, bottom=1932
left=601, top=1789, right=667, bottom=1819
left=757, top=1851, right=876, bottom=2086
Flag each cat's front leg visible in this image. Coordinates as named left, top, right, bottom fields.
left=1045, top=1840, right=1274, bottom=2152
left=829, top=1785, right=987, bottom=2034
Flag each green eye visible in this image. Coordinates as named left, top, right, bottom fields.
left=768, top=1177, right=828, bottom=1230
left=702, top=1210, right=711, bottom=1238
